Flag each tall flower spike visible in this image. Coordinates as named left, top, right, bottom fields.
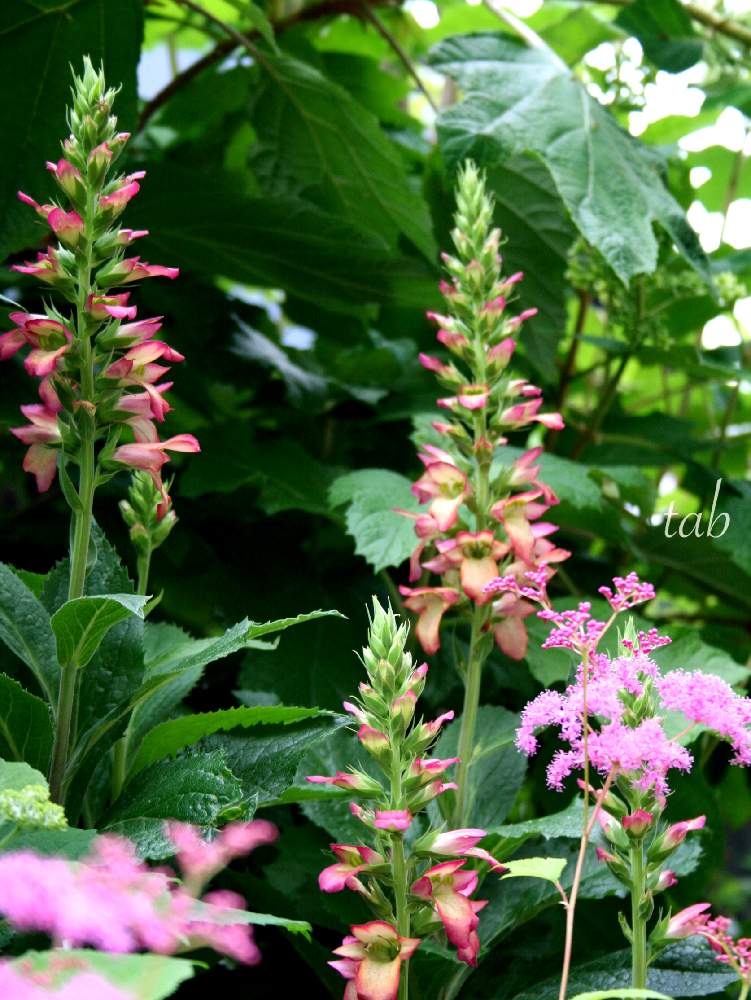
left=313, top=600, right=505, bottom=998
left=400, top=161, right=567, bottom=827
left=4, top=58, right=200, bottom=807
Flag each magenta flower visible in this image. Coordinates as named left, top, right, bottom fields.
left=374, top=810, right=412, bottom=831
left=46, top=156, right=83, bottom=197
left=666, top=902, right=712, bottom=940
left=330, top=921, right=421, bottom=1000
left=11, top=404, right=62, bottom=492
left=423, top=828, right=507, bottom=871
left=660, top=815, right=706, bottom=850
left=86, top=292, right=138, bottom=320
left=658, top=670, right=751, bottom=765
left=411, top=460, right=470, bottom=532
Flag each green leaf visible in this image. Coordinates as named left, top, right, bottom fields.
left=0, top=563, right=58, bottom=703
left=0, top=0, right=143, bottom=261
left=129, top=609, right=343, bottom=753
left=0, top=759, right=46, bottom=792
left=433, top=705, right=527, bottom=828
left=250, top=52, right=436, bottom=260
left=50, top=593, right=149, bottom=670
left=131, top=705, right=329, bottom=776
left=329, top=468, right=420, bottom=573
left=3, top=824, right=97, bottom=858
left=616, top=0, right=702, bottom=72
left=653, top=633, right=749, bottom=686
left=0, top=674, right=53, bottom=772
left=188, top=898, right=311, bottom=938
left=131, top=165, right=437, bottom=312
left=202, top=713, right=351, bottom=807
left=429, top=34, right=708, bottom=284
left=569, top=992, right=671, bottom=1000
left=501, top=856, right=567, bottom=885
left=103, top=749, right=245, bottom=859
left=510, top=940, right=736, bottom=999
left=13, top=951, right=194, bottom=1000
left=41, top=527, right=146, bottom=767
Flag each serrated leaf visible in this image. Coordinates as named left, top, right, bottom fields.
left=131, top=705, right=329, bottom=776
left=0, top=563, right=58, bottom=703
left=202, top=713, right=351, bottom=806
left=13, top=951, right=194, bottom=1000
left=103, top=749, right=245, bottom=859
left=250, top=52, right=436, bottom=260
left=502, top=856, right=567, bottom=885
left=329, top=468, right=419, bottom=573
left=0, top=674, right=52, bottom=772
left=247, top=608, right=346, bottom=640
left=430, top=34, right=708, bottom=284
left=51, top=593, right=149, bottom=670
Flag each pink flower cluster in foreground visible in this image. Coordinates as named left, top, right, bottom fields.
left=0, top=820, right=277, bottom=964
left=0, top=964, right=132, bottom=1000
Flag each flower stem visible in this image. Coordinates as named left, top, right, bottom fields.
left=48, top=189, right=97, bottom=807
left=630, top=840, right=648, bottom=989
left=739, top=980, right=750, bottom=1000
left=453, top=603, right=487, bottom=826
left=390, top=747, right=410, bottom=1000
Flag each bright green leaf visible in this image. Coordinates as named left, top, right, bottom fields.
left=502, top=856, right=567, bottom=885
left=51, top=593, right=149, bottom=670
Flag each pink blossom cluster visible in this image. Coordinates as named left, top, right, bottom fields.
left=0, top=820, right=277, bottom=964
left=398, top=172, right=568, bottom=661
left=516, top=604, right=751, bottom=795
left=0, top=962, right=132, bottom=1000
left=2, top=69, right=198, bottom=516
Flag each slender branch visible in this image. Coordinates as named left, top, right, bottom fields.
left=357, top=2, right=437, bottom=111
left=595, top=0, right=751, bottom=47
left=558, top=767, right=617, bottom=1000
left=138, top=39, right=234, bottom=130
left=139, top=0, right=397, bottom=131
left=481, top=0, right=569, bottom=69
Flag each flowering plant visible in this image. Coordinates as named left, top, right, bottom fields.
left=399, top=162, right=567, bottom=824
left=309, top=600, right=506, bottom=999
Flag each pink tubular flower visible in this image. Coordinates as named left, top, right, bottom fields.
left=411, top=861, right=487, bottom=966
left=330, top=921, right=420, bottom=1000
left=307, top=770, right=382, bottom=795
left=666, top=902, right=712, bottom=940
left=374, top=810, right=412, bottom=832
left=490, top=591, right=535, bottom=660
left=622, top=809, right=653, bottom=836
left=434, top=530, right=509, bottom=603
left=661, top=816, right=706, bottom=850
left=98, top=256, right=179, bottom=285
left=426, top=828, right=507, bottom=871
left=48, top=207, right=84, bottom=245
left=86, top=292, right=137, bottom=320
left=46, top=157, right=83, bottom=197
left=11, top=405, right=61, bottom=491
left=398, top=586, right=460, bottom=655
left=319, top=845, right=385, bottom=893
left=112, top=434, right=200, bottom=518
left=411, top=461, right=470, bottom=532
left=99, top=178, right=141, bottom=214
left=11, top=248, right=65, bottom=285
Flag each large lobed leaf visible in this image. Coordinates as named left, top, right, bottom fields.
left=429, top=34, right=708, bottom=285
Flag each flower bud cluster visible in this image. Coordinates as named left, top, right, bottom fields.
left=2, top=58, right=198, bottom=516
left=399, top=161, right=568, bottom=661
left=119, top=469, right=178, bottom=561
left=308, top=600, right=506, bottom=998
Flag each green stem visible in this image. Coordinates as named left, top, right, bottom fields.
left=452, top=604, right=487, bottom=826
left=739, top=980, right=750, bottom=1000
left=112, top=540, right=152, bottom=802
left=630, top=840, right=648, bottom=990
left=390, top=747, right=410, bottom=1000
left=48, top=190, right=97, bottom=807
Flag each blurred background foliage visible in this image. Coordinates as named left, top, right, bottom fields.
left=2, top=0, right=751, bottom=995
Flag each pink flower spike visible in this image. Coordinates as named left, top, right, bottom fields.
left=374, top=810, right=412, bottom=831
